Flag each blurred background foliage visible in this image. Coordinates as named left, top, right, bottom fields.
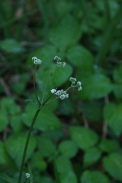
left=0, top=0, right=122, bottom=183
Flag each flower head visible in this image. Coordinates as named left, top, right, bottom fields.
left=69, top=77, right=82, bottom=91
left=54, top=56, right=66, bottom=67
left=25, top=173, right=30, bottom=179
left=32, top=56, right=42, bottom=65
left=51, top=89, right=69, bottom=100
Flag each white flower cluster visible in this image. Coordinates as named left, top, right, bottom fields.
left=69, top=77, right=82, bottom=91
left=32, top=57, right=42, bottom=65
left=54, top=56, right=66, bottom=67
left=51, top=89, right=69, bottom=100
left=25, top=173, right=30, bottom=179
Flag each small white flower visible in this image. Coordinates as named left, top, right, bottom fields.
left=60, top=94, right=66, bottom=100
left=69, top=77, right=77, bottom=84
left=56, top=62, right=62, bottom=67
left=54, top=56, right=61, bottom=61
left=77, top=81, right=82, bottom=86
left=65, top=94, right=69, bottom=98
left=70, top=77, right=82, bottom=91
left=25, top=173, right=30, bottom=179
left=51, top=89, right=57, bottom=94
left=32, top=56, right=42, bottom=65
left=55, top=90, right=62, bottom=96
left=62, top=62, right=66, bottom=67
left=78, top=86, right=82, bottom=91
left=51, top=89, right=69, bottom=100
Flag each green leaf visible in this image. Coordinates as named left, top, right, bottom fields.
left=58, top=140, right=78, bottom=158
left=0, top=110, right=8, bottom=132
left=99, top=139, right=120, bottom=153
left=67, top=45, right=94, bottom=72
left=49, top=15, right=81, bottom=51
left=0, top=39, right=24, bottom=53
left=0, top=141, right=9, bottom=165
left=55, top=156, right=77, bottom=183
left=28, top=45, right=57, bottom=66
left=31, top=152, right=47, bottom=171
left=82, top=101, right=102, bottom=122
left=1, top=97, right=21, bottom=115
left=38, top=62, right=73, bottom=90
left=81, top=170, right=110, bottom=183
left=55, top=1, right=73, bottom=17
left=83, top=147, right=101, bottom=167
left=104, top=103, right=122, bottom=136
left=5, top=134, right=36, bottom=167
left=40, top=176, right=54, bottom=183
left=113, top=65, right=122, bottom=84
left=80, top=73, right=113, bottom=99
left=113, top=84, right=122, bottom=99
left=37, top=136, right=56, bottom=157
left=22, top=105, right=62, bottom=131
left=10, top=115, right=23, bottom=132
left=103, top=153, right=122, bottom=181
left=70, top=126, right=99, bottom=150
left=11, top=74, right=29, bottom=95
left=0, top=173, right=16, bottom=183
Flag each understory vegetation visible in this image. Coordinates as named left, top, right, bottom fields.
left=0, top=0, right=122, bottom=183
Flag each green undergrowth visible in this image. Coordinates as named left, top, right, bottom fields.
left=1, top=0, right=122, bottom=183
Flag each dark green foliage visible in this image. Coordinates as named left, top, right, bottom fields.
left=1, top=0, right=122, bottom=183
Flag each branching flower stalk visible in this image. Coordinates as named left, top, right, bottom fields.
left=18, top=56, right=82, bottom=183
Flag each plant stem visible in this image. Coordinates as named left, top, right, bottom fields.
left=33, top=66, right=41, bottom=106
left=18, top=107, right=41, bottom=183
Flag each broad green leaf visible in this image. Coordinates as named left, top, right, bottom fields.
left=41, top=129, right=64, bottom=140
left=22, top=105, right=62, bottom=131
left=0, top=39, right=24, bottom=53
left=67, top=45, right=94, bottom=72
left=82, top=101, right=102, bottom=122
left=11, top=74, right=29, bottom=95
left=99, top=139, right=120, bottom=153
left=113, top=84, right=122, bottom=99
left=55, top=156, right=77, bottom=183
left=58, top=140, right=78, bottom=158
left=70, top=126, right=99, bottom=150
left=59, top=100, right=74, bottom=116
left=104, top=103, right=122, bottom=136
left=113, top=65, right=122, bottom=84
left=0, top=110, right=8, bottom=131
left=55, top=1, right=73, bottom=17
left=38, top=62, right=73, bottom=91
left=103, top=153, right=122, bottom=181
left=31, top=152, right=47, bottom=171
left=49, top=15, right=81, bottom=51
left=0, top=173, right=16, bottom=183
left=80, top=73, right=113, bottom=99
left=10, top=115, right=23, bottom=132
left=40, top=176, right=54, bottom=183
left=5, top=134, right=36, bottom=167
left=81, top=170, right=110, bottom=183
left=28, top=45, right=57, bottom=66
left=37, top=136, right=56, bottom=157
left=83, top=147, right=101, bottom=167
left=0, top=141, right=9, bottom=165
left=1, top=97, right=21, bottom=115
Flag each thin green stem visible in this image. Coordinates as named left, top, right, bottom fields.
left=18, top=94, right=52, bottom=183
left=33, top=66, right=41, bottom=106
left=18, top=107, right=41, bottom=183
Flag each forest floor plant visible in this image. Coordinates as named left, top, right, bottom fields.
left=18, top=56, right=82, bottom=183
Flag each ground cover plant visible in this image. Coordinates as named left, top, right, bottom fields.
left=0, top=0, right=122, bottom=183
